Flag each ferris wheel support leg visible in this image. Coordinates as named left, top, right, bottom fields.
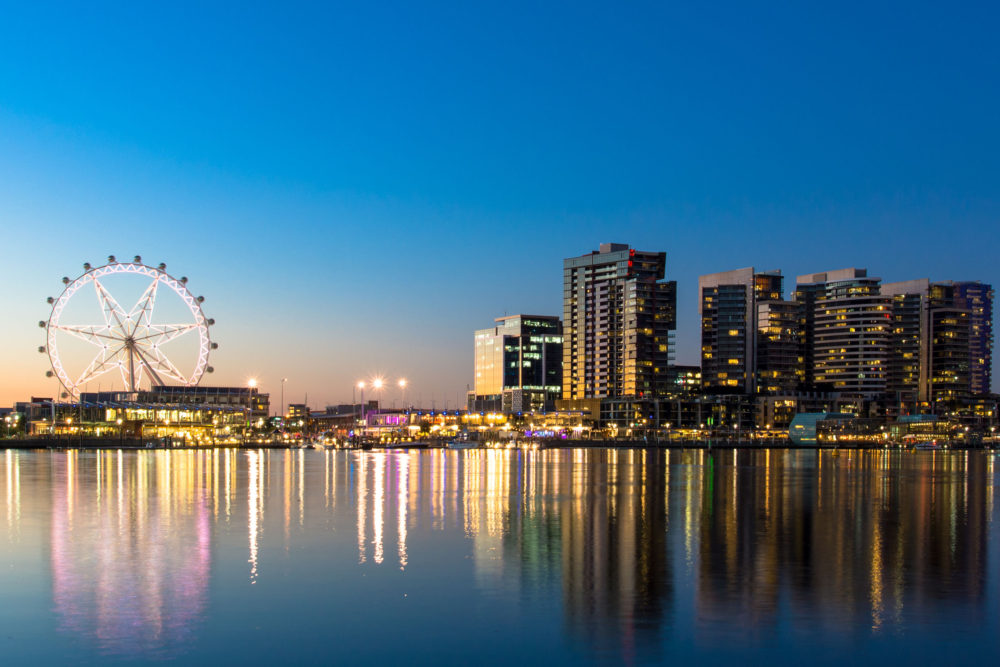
left=128, top=347, right=136, bottom=392
left=133, top=345, right=167, bottom=388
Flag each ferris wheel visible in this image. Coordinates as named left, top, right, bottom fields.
left=40, top=256, right=217, bottom=398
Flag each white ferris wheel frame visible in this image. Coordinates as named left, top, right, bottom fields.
left=45, top=261, right=212, bottom=397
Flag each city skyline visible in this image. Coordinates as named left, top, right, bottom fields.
left=2, top=2, right=999, bottom=407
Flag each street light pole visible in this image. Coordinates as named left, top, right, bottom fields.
left=246, top=378, right=257, bottom=447
left=280, top=378, right=287, bottom=421
left=356, top=381, right=366, bottom=441
left=372, top=378, right=384, bottom=441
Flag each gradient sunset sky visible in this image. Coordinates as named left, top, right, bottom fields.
left=1, top=1, right=998, bottom=408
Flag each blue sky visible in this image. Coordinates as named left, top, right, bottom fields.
left=1, top=0, right=998, bottom=407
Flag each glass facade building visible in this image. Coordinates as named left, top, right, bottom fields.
left=472, top=315, right=562, bottom=413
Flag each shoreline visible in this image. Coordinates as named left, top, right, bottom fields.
left=1, top=437, right=996, bottom=451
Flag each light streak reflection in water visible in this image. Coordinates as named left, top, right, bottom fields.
left=398, top=452, right=409, bottom=570
left=0, top=448, right=996, bottom=663
left=374, top=452, right=384, bottom=564
left=5, top=449, right=19, bottom=537
left=248, top=449, right=260, bottom=584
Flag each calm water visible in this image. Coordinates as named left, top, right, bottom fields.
left=1, top=448, right=998, bottom=664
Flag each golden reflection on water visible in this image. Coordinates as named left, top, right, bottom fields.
left=248, top=449, right=260, bottom=583
left=0, top=447, right=995, bottom=658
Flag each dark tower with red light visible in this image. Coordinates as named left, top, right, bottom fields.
left=562, top=243, right=676, bottom=400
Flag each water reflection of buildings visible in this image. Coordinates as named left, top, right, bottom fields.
left=348, top=448, right=993, bottom=651
left=334, top=447, right=995, bottom=654
left=548, top=449, right=675, bottom=657
left=346, top=448, right=678, bottom=653
left=1, top=447, right=993, bottom=660
left=696, top=450, right=992, bottom=636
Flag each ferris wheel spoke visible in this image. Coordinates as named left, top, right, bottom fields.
left=128, top=276, right=161, bottom=336
left=76, top=361, right=123, bottom=388
left=117, top=361, right=132, bottom=391
left=74, top=343, right=125, bottom=388
left=143, top=344, right=190, bottom=384
left=131, top=345, right=169, bottom=387
left=52, top=324, right=120, bottom=346
left=133, top=360, right=147, bottom=391
left=133, top=323, right=200, bottom=344
left=93, top=278, right=130, bottom=332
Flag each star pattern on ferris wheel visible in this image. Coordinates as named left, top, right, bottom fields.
left=43, top=259, right=214, bottom=397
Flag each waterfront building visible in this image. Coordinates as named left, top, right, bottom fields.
left=24, top=385, right=269, bottom=442
left=882, top=279, right=928, bottom=414
left=927, top=283, right=973, bottom=410
left=287, top=403, right=310, bottom=419
left=699, top=268, right=757, bottom=394
left=471, top=314, right=562, bottom=413
left=795, top=269, right=890, bottom=396
left=881, top=279, right=990, bottom=415
left=699, top=268, right=798, bottom=395
left=950, top=282, right=993, bottom=395
left=562, top=243, right=676, bottom=400
left=756, top=300, right=802, bottom=394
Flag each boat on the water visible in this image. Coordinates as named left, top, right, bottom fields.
left=446, top=440, right=476, bottom=449
left=912, top=440, right=942, bottom=450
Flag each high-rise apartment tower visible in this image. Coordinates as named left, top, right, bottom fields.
left=699, top=268, right=799, bottom=394
left=795, top=269, right=891, bottom=396
left=562, top=243, right=676, bottom=399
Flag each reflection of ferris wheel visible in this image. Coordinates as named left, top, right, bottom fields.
left=40, top=256, right=217, bottom=397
